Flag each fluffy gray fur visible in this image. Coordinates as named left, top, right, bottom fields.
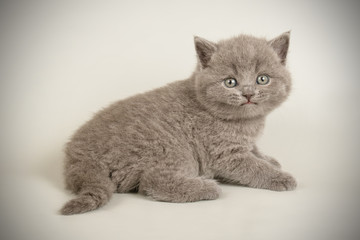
left=60, top=32, right=296, bottom=215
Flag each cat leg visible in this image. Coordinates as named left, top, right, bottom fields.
left=139, top=167, right=221, bottom=202
left=60, top=164, right=116, bottom=215
left=252, top=145, right=281, bottom=169
left=212, top=152, right=296, bottom=191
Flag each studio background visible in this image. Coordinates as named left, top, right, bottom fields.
left=1, top=0, right=359, bottom=240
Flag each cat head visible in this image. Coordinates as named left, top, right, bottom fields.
left=193, top=32, right=292, bottom=120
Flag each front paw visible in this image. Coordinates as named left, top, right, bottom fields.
left=268, top=172, right=297, bottom=191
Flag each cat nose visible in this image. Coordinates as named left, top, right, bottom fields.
left=242, top=93, right=254, bottom=100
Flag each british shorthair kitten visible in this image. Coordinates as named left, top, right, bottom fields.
left=61, top=32, right=296, bottom=215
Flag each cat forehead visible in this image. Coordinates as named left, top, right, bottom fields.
left=215, top=36, right=273, bottom=65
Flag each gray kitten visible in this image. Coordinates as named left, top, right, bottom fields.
left=60, top=32, right=296, bottom=215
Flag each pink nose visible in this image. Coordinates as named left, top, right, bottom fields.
left=242, top=94, right=254, bottom=100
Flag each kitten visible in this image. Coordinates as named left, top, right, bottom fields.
left=60, top=32, right=296, bottom=215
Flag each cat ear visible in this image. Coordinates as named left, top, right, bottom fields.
left=194, top=36, right=217, bottom=68
left=269, top=31, right=290, bottom=65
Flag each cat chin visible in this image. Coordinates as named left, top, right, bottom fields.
left=206, top=103, right=266, bottom=121
left=238, top=107, right=265, bottom=120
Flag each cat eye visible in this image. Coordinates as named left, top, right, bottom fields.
left=256, top=75, right=270, bottom=85
left=224, top=78, right=237, bottom=88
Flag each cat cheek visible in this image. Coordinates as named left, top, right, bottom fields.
left=277, top=85, right=287, bottom=95
left=226, top=97, right=242, bottom=106
left=272, top=85, right=288, bottom=100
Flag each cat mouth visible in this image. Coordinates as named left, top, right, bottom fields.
left=241, top=101, right=257, bottom=106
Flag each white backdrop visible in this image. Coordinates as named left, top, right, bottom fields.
left=1, top=1, right=359, bottom=240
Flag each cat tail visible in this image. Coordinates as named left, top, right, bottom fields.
left=60, top=166, right=116, bottom=215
